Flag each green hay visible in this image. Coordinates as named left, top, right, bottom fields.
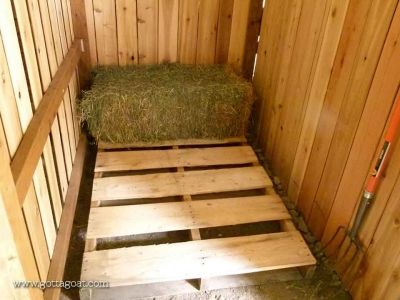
left=79, top=64, right=254, bottom=144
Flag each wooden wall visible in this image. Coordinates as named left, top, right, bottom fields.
left=0, top=0, right=80, bottom=296
left=85, top=0, right=262, bottom=77
left=254, top=0, right=400, bottom=298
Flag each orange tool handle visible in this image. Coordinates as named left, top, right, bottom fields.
left=366, top=93, right=400, bottom=193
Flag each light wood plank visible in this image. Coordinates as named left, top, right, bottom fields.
left=68, top=73, right=81, bottom=146
left=227, top=0, right=251, bottom=73
left=0, top=31, right=50, bottom=281
left=32, top=163, right=57, bottom=256
left=69, top=0, right=92, bottom=87
left=196, top=0, right=220, bottom=64
left=322, top=3, right=400, bottom=254
left=44, top=135, right=87, bottom=300
left=173, top=146, right=202, bottom=251
left=98, top=137, right=246, bottom=149
left=54, top=0, right=69, bottom=55
left=116, top=0, right=139, bottom=65
left=0, top=118, right=43, bottom=300
left=81, top=231, right=315, bottom=286
left=84, top=0, right=98, bottom=65
left=285, top=0, right=349, bottom=204
left=47, top=0, right=64, bottom=63
left=137, top=0, right=158, bottom=64
left=288, top=1, right=362, bottom=204
left=87, top=195, right=290, bottom=239
left=158, top=0, right=179, bottom=63
left=60, top=0, right=73, bottom=47
left=310, top=0, right=399, bottom=239
left=93, top=0, right=118, bottom=65
left=95, top=146, right=258, bottom=172
left=3, top=0, right=58, bottom=258
left=241, top=0, right=263, bottom=79
left=10, top=41, right=81, bottom=204
left=215, top=0, right=234, bottom=64
left=16, top=0, right=64, bottom=232
left=0, top=0, right=33, bottom=131
left=92, top=166, right=272, bottom=201
left=26, top=0, right=52, bottom=89
left=62, top=92, right=77, bottom=159
left=178, top=0, right=199, bottom=64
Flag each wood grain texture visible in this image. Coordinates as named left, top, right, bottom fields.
left=178, top=0, right=199, bottom=63
left=215, top=0, right=234, bottom=63
left=228, top=0, right=251, bottom=73
left=137, top=0, right=158, bottom=64
left=158, top=0, right=179, bottom=63
left=92, top=166, right=272, bottom=201
left=196, top=0, right=220, bottom=64
left=319, top=0, right=400, bottom=251
left=87, top=195, right=290, bottom=238
left=11, top=41, right=81, bottom=205
left=81, top=231, right=315, bottom=286
left=82, top=0, right=258, bottom=67
left=307, top=0, right=399, bottom=240
left=0, top=108, right=43, bottom=300
left=95, top=146, right=258, bottom=172
left=44, top=135, right=87, bottom=300
left=93, top=0, right=118, bottom=64
left=84, top=0, right=97, bottom=65
left=98, top=137, right=246, bottom=149
left=295, top=0, right=373, bottom=218
left=70, top=0, right=92, bottom=86
left=0, top=26, right=50, bottom=281
left=116, top=0, right=138, bottom=65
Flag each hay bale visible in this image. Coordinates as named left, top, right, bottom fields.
left=79, top=64, right=254, bottom=144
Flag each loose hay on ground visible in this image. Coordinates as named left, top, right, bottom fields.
left=79, top=64, right=254, bottom=144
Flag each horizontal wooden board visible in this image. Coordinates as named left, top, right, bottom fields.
left=92, top=166, right=272, bottom=201
left=98, top=137, right=246, bottom=149
left=81, top=231, right=316, bottom=286
left=95, top=146, right=258, bottom=172
left=86, top=195, right=290, bottom=239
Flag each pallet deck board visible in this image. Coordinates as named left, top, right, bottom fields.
left=86, top=195, right=291, bottom=239
left=82, top=142, right=316, bottom=296
left=81, top=231, right=316, bottom=287
left=92, top=166, right=272, bottom=202
left=95, top=146, right=258, bottom=172
left=97, top=137, right=246, bottom=149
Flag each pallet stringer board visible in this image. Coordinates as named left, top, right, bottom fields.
left=174, top=145, right=203, bottom=289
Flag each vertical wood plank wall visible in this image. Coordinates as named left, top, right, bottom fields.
left=254, top=0, right=400, bottom=298
left=86, top=0, right=262, bottom=76
left=0, top=0, right=80, bottom=295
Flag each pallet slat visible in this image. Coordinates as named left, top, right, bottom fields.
left=87, top=195, right=290, bottom=239
left=95, top=146, right=258, bottom=172
left=82, top=231, right=315, bottom=287
left=92, top=166, right=272, bottom=201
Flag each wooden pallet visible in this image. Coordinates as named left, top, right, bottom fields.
left=80, top=141, right=316, bottom=299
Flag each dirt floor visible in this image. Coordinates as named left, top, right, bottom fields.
left=61, top=139, right=352, bottom=300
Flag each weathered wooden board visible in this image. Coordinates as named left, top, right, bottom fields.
left=92, top=166, right=272, bottom=201
left=95, top=146, right=258, bottom=172
left=87, top=195, right=290, bottom=238
left=82, top=232, right=315, bottom=287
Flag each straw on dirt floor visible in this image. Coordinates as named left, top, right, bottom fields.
left=79, top=64, right=254, bottom=144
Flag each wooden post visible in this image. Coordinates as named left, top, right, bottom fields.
left=69, top=0, right=92, bottom=88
